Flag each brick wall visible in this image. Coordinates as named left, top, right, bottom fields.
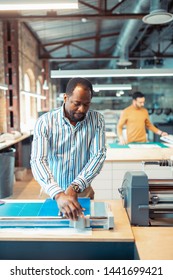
left=0, top=22, right=7, bottom=133
left=0, top=21, right=51, bottom=133
left=18, top=24, right=43, bottom=88
left=18, top=23, right=44, bottom=130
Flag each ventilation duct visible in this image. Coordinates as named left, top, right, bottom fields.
left=109, top=0, right=150, bottom=69
left=142, top=0, right=173, bottom=24
left=116, top=49, right=132, bottom=66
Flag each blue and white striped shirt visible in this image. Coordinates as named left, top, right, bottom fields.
left=30, top=105, right=106, bottom=199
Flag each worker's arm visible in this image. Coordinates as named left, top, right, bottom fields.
left=145, top=113, right=168, bottom=137
left=30, top=114, right=65, bottom=199
left=117, top=111, right=127, bottom=145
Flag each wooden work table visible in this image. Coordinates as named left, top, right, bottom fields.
left=0, top=133, right=31, bottom=151
left=0, top=200, right=134, bottom=260
left=106, top=142, right=173, bottom=162
left=0, top=200, right=133, bottom=242
left=0, top=133, right=32, bottom=167
left=132, top=227, right=173, bottom=260
left=0, top=199, right=173, bottom=260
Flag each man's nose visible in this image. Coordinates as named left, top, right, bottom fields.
left=78, top=105, right=86, bottom=113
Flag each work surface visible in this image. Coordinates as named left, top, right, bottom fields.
left=106, top=142, right=173, bottom=161
left=109, top=142, right=168, bottom=148
left=0, top=199, right=133, bottom=242
left=0, top=133, right=30, bottom=151
left=132, top=226, right=173, bottom=260
left=0, top=198, right=173, bottom=259
left=0, top=199, right=134, bottom=260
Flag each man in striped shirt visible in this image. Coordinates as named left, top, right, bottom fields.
left=31, top=77, right=106, bottom=221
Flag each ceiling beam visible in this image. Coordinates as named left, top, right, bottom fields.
left=0, top=13, right=147, bottom=22
left=40, top=54, right=173, bottom=61
left=42, top=31, right=119, bottom=47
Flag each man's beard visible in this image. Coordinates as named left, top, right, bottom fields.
left=69, top=111, right=86, bottom=123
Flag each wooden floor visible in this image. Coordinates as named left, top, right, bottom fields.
left=10, top=169, right=49, bottom=200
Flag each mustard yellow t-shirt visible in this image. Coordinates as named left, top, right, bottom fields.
left=117, top=105, right=159, bottom=143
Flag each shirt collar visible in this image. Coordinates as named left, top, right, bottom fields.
left=61, top=103, right=90, bottom=126
left=60, top=104, right=68, bottom=126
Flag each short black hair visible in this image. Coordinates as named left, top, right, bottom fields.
left=132, top=91, right=145, bottom=100
left=66, top=77, right=93, bottom=97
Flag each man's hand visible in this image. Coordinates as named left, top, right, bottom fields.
left=161, top=131, right=168, bottom=137
left=119, top=136, right=127, bottom=145
left=55, top=188, right=83, bottom=221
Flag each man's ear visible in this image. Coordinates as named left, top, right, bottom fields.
left=63, top=93, right=67, bottom=103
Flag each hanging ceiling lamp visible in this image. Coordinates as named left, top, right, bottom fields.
left=142, top=0, right=173, bottom=25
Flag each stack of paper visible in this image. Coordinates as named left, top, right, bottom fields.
left=160, top=134, right=173, bottom=145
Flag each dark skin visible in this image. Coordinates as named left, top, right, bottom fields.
left=54, top=84, right=92, bottom=220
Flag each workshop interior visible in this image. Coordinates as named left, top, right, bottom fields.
left=0, top=0, right=173, bottom=260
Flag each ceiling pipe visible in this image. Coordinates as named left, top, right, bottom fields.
left=150, top=0, right=168, bottom=11
left=109, top=0, right=150, bottom=69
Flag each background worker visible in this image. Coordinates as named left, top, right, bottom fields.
left=31, top=77, right=106, bottom=220
left=117, top=91, right=168, bottom=145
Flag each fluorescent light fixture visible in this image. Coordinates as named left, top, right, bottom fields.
left=0, top=83, right=8, bottom=90
left=0, top=0, right=78, bottom=10
left=21, top=90, right=46, bottom=100
left=93, top=84, right=132, bottom=92
left=116, top=60, right=132, bottom=66
left=51, top=68, right=173, bottom=78
left=57, top=96, right=131, bottom=102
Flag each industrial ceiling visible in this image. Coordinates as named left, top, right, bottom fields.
left=0, top=0, right=173, bottom=72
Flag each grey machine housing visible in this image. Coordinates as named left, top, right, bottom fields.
left=120, top=171, right=149, bottom=226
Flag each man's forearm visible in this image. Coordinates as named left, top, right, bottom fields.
left=72, top=148, right=106, bottom=190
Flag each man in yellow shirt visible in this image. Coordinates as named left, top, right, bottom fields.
left=117, top=91, right=168, bottom=144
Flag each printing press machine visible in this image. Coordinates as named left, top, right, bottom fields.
left=119, top=160, right=173, bottom=226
